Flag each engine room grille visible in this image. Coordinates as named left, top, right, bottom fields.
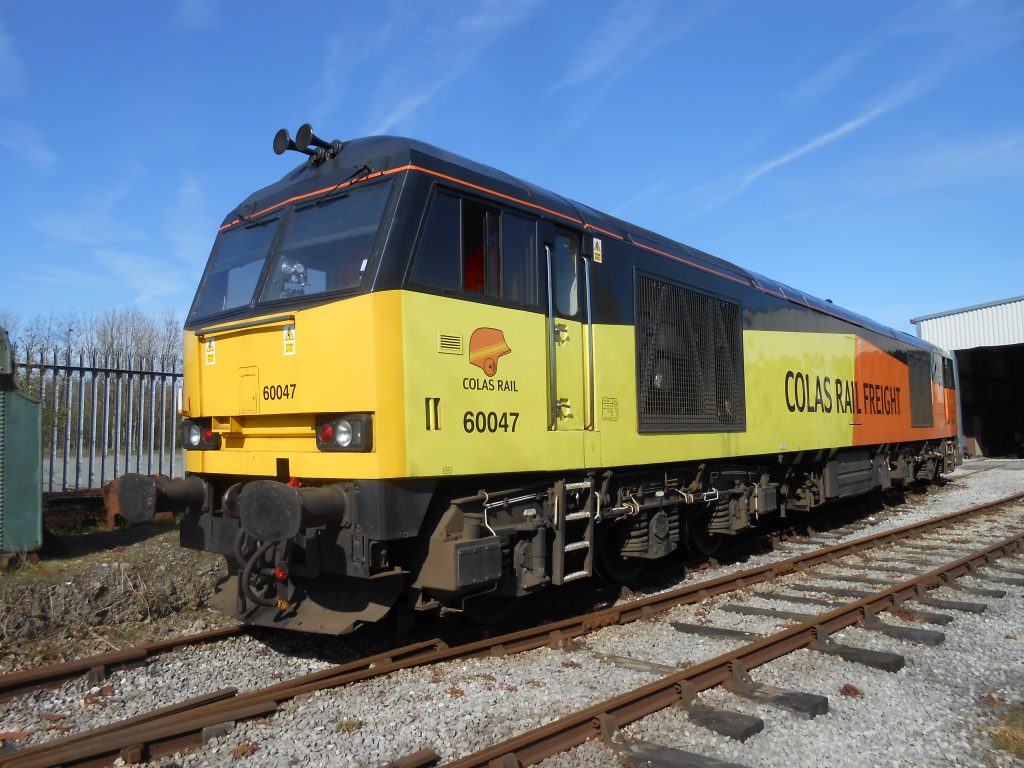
left=635, top=274, right=746, bottom=432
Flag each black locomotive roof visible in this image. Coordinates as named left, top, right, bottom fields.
left=228, top=135, right=933, bottom=351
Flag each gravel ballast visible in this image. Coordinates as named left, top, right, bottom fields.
left=1, top=460, right=1022, bottom=767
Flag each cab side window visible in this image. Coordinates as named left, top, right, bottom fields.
left=410, top=191, right=461, bottom=290
left=410, top=190, right=538, bottom=307
left=553, top=232, right=579, bottom=317
left=462, top=203, right=499, bottom=296
left=502, top=212, right=538, bottom=306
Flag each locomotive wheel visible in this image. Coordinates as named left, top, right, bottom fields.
left=596, top=526, right=646, bottom=583
left=686, top=509, right=724, bottom=557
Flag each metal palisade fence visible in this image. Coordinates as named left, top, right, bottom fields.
left=14, top=347, right=184, bottom=491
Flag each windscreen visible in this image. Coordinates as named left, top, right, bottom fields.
left=260, top=182, right=392, bottom=303
left=188, top=180, right=392, bottom=323
left=189, top=218, right=281, bottom=320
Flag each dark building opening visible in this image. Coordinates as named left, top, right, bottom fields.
left=955, top=342, right=1024, bottom=458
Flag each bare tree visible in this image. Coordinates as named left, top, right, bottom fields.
left=1, top=307, right=186, bottom=474
left=2, top=308, right=184, bottom=366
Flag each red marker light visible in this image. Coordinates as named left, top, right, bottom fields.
left=318, top=423, right=334, bottom=443
left=273, top=567, right=289, bottom=582
left=203, top=428, right=214, bottom=443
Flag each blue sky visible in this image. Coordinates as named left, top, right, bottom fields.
left=1, top=0, right=1021, bottom=334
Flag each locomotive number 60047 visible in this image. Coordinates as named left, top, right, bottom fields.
left=463, top=410, right=519, bottom=433
left=262, top=384, right=296, bottom=400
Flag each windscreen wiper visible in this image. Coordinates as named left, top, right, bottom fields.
left=304, top=164, right=373, bottom=208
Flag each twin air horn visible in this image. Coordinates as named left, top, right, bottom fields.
left=273, top=123, right=344, bottom=164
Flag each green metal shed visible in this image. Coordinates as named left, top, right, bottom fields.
left=0, top=327, right=42, bottom=554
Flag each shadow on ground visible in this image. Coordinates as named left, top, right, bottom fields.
left=42, top=521, right=177, bottom=560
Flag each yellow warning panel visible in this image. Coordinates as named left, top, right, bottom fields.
left=283, top=324, right=296, bottom=356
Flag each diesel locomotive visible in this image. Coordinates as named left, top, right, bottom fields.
left=119, top=125, right=962, bottom=634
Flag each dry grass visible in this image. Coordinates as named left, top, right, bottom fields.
left=0, top=527, right=226, bottom=671
left=990, top=703, right=1024, bottom=759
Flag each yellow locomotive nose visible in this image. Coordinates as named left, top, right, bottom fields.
left=469, top=327, right=511, bottom=377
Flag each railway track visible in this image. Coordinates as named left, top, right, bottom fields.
left=0, top=626, right=244, bottom=704
left=441, top=523, right=1024, bottom=767
left=1, top=489, right=1022, bottom=768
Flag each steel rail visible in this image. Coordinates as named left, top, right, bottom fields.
left=5, top=491, right=1023, bottom=768
left=0, top=625, right=244, bottom=704
left=1, top=689, right=238, bottom=764
left=0, top=639, right=447, bottom=768
left=445, top=528, right=1024, bottom=767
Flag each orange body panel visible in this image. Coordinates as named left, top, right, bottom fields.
left=852, top=337, right=956, bottom=446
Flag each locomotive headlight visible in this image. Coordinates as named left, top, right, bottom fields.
left=181, top=419, right=221, bottom=450
left=315, top=414, right=372, bottom=452
left=334, top=420, right=353, bottom=447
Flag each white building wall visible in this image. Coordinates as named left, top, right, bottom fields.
left=916, top=298, right=1024, bottom=351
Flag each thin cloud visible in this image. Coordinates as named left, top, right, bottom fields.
left=33, top=181, right=147, bottom=245
left=712, top=130, right=1024, bottom=246
left=698, top=9, right=1024, bottom=217
left=779, top=132, right=1024, bottom=225
left=695, top=72, right=938, bottom=216
left=0, top=119, right=57, bottom=168
left=614, top=177, right=677, bottom=219
left=784, top=0, right=1001, bottom=104
left=368, top=0, right=543, bottom=135
left=173, top=0, right=218, bottom=30
left=535, top=3, right=716, bottom=157
left=619, top=4, right=1022, bottom=224
left=34, top=212, right=146, bottom=246
left=94, top=250, right=192, bottom=305
left=0, top=18, right=26, bottom=101
left=787, top=48, right=870, bottom=103
left=20, top=263, right=118, bottom=292
left=309, top=35, right=353, bottom=130
left=549, top=0, right=663, bottom=93
left=164, top=177, right=216, bottom=271
left=743, top=78, right=928, bottom=188
left=310, top=19, right=398, bottom=129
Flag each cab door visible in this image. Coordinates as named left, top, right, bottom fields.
left=546, top=231, right=591, bottom=431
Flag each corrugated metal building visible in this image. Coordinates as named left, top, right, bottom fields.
left=912, top=295, right=1024, bottom=458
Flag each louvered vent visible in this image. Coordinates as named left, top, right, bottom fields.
left=635, top=274, right=746, bottom=432
left=438, top=334, right=463, bottom=355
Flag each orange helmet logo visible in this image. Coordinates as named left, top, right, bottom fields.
left=469, top=327, right=511, bottom=377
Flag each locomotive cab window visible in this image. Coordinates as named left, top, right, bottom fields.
left=943, top=357, right=956, bottom=389
left=260, top=181, right=392, bottom=302
left=410, top=190, right=539, bottom=307
left=552, top=233, right=580, bottom=318
left=188, top=180, right=393, bottom=323
left=189, top=217, right=281, bottom=320
left=462, top=203, right=500, bottom=296
left=502, top=212, right=539, bottom=305
left=907, top=352, right=933, bottom=427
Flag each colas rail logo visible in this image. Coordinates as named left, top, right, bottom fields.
left=469, top=327, right=511, bottom=377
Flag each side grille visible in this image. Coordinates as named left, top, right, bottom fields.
left=635, top=274, right=746, bottom=432
left=438, top=334, right=463, bottom=355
